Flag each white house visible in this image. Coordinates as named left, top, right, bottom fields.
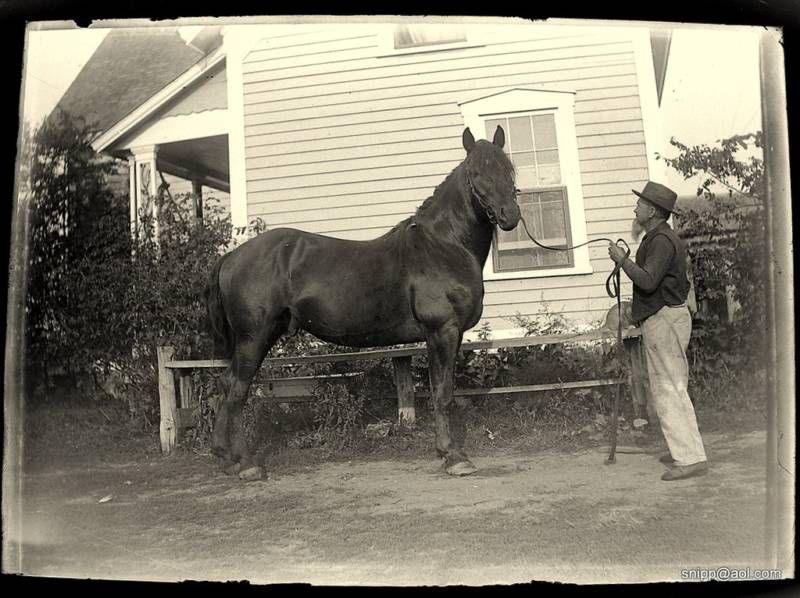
left=58, top=19, right=673, bottom=337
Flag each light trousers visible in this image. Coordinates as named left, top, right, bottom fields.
left=641, top=305, right=707, bottom=466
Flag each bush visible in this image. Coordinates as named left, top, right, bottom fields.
left=25, top=110, right=124, bottom=385
left=22, top=110, right=240, bottom=425
left=661, top=133, right=767, bottom=409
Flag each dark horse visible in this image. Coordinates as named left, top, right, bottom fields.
left=205, top=127, right=520, bottom=481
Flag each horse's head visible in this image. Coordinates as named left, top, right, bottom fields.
left=462, top=126, right=521, bottom=231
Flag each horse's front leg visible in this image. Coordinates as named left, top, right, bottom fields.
left=426, top=322, right=477, bottom=476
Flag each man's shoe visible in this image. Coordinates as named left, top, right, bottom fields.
left=661, top=462, right=708, bottom=481
left=659, top=453, right=675, bottom=465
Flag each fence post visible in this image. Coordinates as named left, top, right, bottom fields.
left=624, top=335, right=652, bottom=422
left=178, top=370, right=198, bottom=430
left=156, top=346, right=178, bottom=453
left=392, top=356, right=415, bottom=425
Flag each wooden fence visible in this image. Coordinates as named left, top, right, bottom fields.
left=156, top=328, right=648, bottom=453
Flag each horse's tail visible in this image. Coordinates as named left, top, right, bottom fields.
left=205, top=253, right=234, bottom=359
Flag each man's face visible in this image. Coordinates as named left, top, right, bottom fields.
left=634, top=198, right=654, bottom=225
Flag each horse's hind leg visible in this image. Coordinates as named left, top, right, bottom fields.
left=213, top=314, right=289, bottom=481
left=212, top=340, right=266, bottom=478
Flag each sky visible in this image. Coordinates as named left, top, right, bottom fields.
left=20, top=20, right=767, bottom=197
left=658, top=26, right=763, bottom=195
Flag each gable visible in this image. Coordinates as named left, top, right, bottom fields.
left=162, top=61, right=227, bottom=118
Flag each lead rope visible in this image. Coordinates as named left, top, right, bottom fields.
left=518, top=215, right=630, bottom=464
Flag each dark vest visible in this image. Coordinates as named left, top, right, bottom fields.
left=632, top=222, right=690, bottom=323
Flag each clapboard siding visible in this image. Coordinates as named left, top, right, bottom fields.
left=244, top=86, right=640, bottom=126
left=249, top=175, right=446, bottom=203
left=263, top=199, right=422, bottom=226
left=246, top=125, right=459, bottom=154
left=248, top=160, right=457, bottom=192
left=249, top=186, right=437, bottom=213
left=240, top=26, right=653, bottom=328
left=243, top=44, right=633, bottom=90
left=249, top=148, right=464, bottom=181
left=243, top=76, right=640, bottom=128
left=243, top=32, right=625, bottom=75
left=247, top=136, right=460, bottom=169
left=577, top=131, right=646, bottom=149
left=246, top=103, right=458, bottom=137
left=244, top=63, right=637, bottom=106
left=245, top=78, right=640, bottom=121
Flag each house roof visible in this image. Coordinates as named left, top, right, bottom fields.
left=52, top=28, right=207, bottom=135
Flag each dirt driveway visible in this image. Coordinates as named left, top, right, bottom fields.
left=7, top=422, right=771, bottom=586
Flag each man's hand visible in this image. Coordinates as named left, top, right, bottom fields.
left=608, top=242, right=627, bottom=264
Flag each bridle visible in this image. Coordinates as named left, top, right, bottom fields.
left=466, top=167, right=632, bottom=465
left=465, top=171, right=499, bottom=225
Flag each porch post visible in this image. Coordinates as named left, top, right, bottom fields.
left=130, top=145, right=160, bottom=243
left=128, top=155, right=137, bottom=243
left=192, top=179, right=204, bottom=224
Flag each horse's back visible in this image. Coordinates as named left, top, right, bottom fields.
left=220, top=226, right=421, bottom=345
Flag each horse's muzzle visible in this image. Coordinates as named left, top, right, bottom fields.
left=496, top=204, right=521, bottom=231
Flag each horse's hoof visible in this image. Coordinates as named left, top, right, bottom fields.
left=445, top=460, right=477, bottom=476
left=223, top=461, right=241, bottom=476
left=238, top=466, right=264, bottom=482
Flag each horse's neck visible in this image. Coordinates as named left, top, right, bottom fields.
left=415, top=164, right=494, bottom=266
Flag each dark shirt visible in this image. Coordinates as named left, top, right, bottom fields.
left=629, top=221, right=690, bottom=323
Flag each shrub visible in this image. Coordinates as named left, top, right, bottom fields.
left=660, top=133, right=767, bottom=409
left=25, top=110, right=124, bottom=386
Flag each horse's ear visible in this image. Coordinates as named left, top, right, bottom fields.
left=492, top=125, right=506, bottom=148
left=462, top=127, right=476, bottom=153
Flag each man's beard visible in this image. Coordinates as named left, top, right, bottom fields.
left=631, top=218, right=645, bottom=242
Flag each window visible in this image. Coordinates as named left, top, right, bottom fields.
left=485, top=113, right=572, bottom=271
left=394, top=24, right=467, bottom=49
left=458, top=88, right=592, bottom=280
left=376, top=23, right=479, bottom=56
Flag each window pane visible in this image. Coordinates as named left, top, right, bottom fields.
left=509, top=116, right=533, bottom=152
left=497, top=226, right=522, bottom=245
left=394, top=25, right=466, bottom=49
left=539, top=190, right=564, bottom=203
left=532, top=114, right=558, bottom=148
left=496, top=248, right=569, bottom=270
left=536, top=149, right=559, bottom=164
left=519, top=196, right=542, bottom=233
left=537, top=164, right=561, bottom=186
left=512, top=151, right=535, bottom=169
left=495, top=188, right=572, bottom=271
left=540, top=200, right=567, bottom=241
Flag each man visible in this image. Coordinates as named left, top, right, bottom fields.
left=608, top=181, right=708, bottom=481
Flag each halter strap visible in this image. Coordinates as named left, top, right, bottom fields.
left=465, top=172, right=498, bottom=225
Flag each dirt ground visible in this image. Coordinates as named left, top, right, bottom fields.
left=5, top=404, right=777, bottom=587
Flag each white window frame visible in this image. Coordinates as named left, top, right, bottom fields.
left=458, top=88, right=593, bottom=281
left=377, top=23, right=483, bottom=57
